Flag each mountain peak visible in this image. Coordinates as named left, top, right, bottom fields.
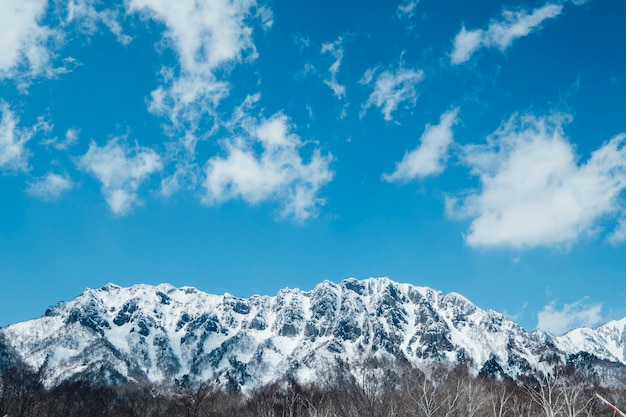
left=2, top=277, right=625, bottom=389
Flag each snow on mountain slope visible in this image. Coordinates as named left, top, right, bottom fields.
left=555, top=317, right=626, bottom=364
left=1, top=278, right=625, bottom=388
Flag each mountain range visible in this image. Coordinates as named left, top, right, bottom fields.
left=1, top=277, right=625, bottom=389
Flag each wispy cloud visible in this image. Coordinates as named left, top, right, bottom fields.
left=123, top=0, right=270, bottom=201
left=128, top=0, right=259, bottom=77
left=60, top=128, right=79, bottom=149
left=396, top=0, right=419, bottom=20
left=159, top=157, right=200, bottom=198
left=537, top=299, right=603, bottom=335
left=321, top=37, right=346, bottom=99
left=608, top=218, right=626, bottom=245
left=26, top=172, right=74, bottom=200
left=0, top=102, right=50, bottom=172
left=65, top=0, right=131, bottom=44
left=203, top=103, right=333, bottom=222
left=0, top=103, right=30, bottom=172
left=77, top=138, right=162, bottom=215
left=447, top=113, right=626, bottom=249
left=360, top=66, right=424, bottom=121
left=0, top=0, right=62, bottom=86
left=384, top=108, right=459, bottom=182
left=147, top=74, right=229, bottom=147
left=41, top=128, right=80, bottom=150
left=127, top=0, right=264, bottom=143
left=450, top=3, right=563, bottom=64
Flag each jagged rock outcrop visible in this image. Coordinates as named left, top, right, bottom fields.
left=1, top=277, right=625, bottom=389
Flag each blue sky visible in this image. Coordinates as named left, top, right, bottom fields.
left=1, top=0, right=625, bottom=334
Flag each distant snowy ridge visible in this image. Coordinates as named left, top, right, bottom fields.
left=1, top=277, right=625, bottom=388
left=556, top=317, right=626, bottom=364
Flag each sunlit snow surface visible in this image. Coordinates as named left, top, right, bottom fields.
left=556, top=317, right=626, bottom=364
left=1, top=278, right=624, bottom=388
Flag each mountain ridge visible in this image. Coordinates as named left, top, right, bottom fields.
left=2, top=277, right=625, bottom=389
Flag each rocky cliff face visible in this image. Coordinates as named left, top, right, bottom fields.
left=1, top=277, right=625, bottom=389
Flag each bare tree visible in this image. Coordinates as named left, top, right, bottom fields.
left=560, top=380, right=594, bottom=417
left=404, top=366, right=445, bottom=417
left=525, top=373, right=565, bottom=417
left=458, top=373, right=489, bottom=417
left=488, top=380, right=514, bottom=417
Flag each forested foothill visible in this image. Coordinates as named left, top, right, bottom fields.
left=1, top=357, right=625, bottom=417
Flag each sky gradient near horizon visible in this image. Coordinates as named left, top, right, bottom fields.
left=1, top=0, right=625, bottom=334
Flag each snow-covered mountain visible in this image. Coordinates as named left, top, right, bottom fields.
left=1, top=277, right=625, bottom=388
left=556, top=317, right=626, bottom=364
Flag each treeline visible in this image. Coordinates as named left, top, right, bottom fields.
left=1, top=359, right=625, bottom=417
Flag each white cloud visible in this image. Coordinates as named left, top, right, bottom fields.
left=158, top=138, right=202, bottom=197
left=447, top=113, right=626, bottom=249
left=148, top=74, right=229, bottom=144
left=396, top=0, right=419, bottom=20
left=361, top=67, right=424, bottom=121
left=450, top=3, right=563, bottom=64
left=78, top=139, right=162, bottom=215
left=384, top=108, right=459, bottom=182
left=0, top=0, right=60, bottom=83
left=62, top=128, right=79, bottom=149
left=537, top=300, right=602, bottom=335
left=41, top=128, right=80, bottom=150
left=26, top=172, right=74, bottom=200
left=127, top=0, right=258, bottom=73
left=450, top=28, right=483, bottom=65
left=127, top=0, right=263, bottom=140
left=255, top=4, right=273, bottom=30
left=608, top=218, right=626, bottom=245
left=203, top=113, right=333, bottom=222
left=160, top=160, right=199, bottom=198
left=66, top=0, right=131, bottom=44
left=0, top=102, right=47, bottom=172
left=321, top=37, right=346, bottom=99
